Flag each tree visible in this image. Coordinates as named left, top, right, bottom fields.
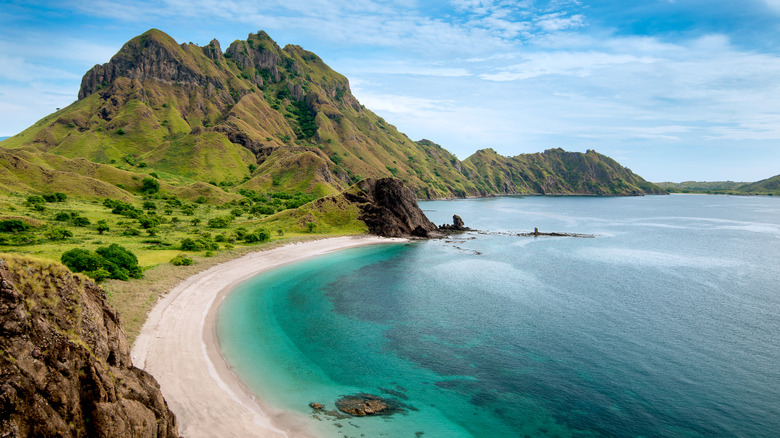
left=0, top=220, right=30, bottom=233
left=141, top=177, right=160, bottom=195
left=73, top=217, right=91, bottom=227
left=61, top=248, right=104, bottom=273
left=47, top=228, right=73, bottom=240
left=207, top=216, right=232, bottom=228
left=96, top=220, right=110, bottom=234
left=96, top=244, right=142, bottom=280
left=171, top=254, right=193, bottom=266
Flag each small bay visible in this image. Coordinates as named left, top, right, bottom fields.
left=217, top=194, right=780, bottom=437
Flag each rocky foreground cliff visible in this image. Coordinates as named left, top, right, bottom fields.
left=0, top=256, right=177, bottom=437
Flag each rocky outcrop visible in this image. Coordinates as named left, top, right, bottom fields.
left=0, top=256, right=178, bottom=437
left=335, top=394, right=405, bottom=417
left=342, top=178, right=438, bottom=238
left=438, top=214, right=469, bottom=232
left=79, top=29, right=209, bottom=100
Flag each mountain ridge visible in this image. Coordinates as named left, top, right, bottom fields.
left=1, top=28, right=665, bottom=198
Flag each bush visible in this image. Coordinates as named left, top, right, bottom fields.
left=26, top=195, right=46, bottom=206
left=251, top=205, right=276, bottom=215
left=171, top=254, right=194, bottom=266
left=42, top=192, right=67, bottom=203
left=180, top=238, right=202, bottom=251
left=61, top=244, right=141, bottom=281
left=141, top=177, right=160, bottom=195
left=61, top=248, right=104, bottom=273
left=73, top=217, right=91, bottom=227
left=54, top=212, right=71, bottom=221
left=137, top=215, right=162, bottom=229
left=207, top=216, right=232, bottom=228
left=0, top=220, right=30, bottom=233
left=96, top=220, right=110, bottom=234
left=143, top=200, right=157, bottom=210
left=122, top=227, right=141, bottom=236
left=95, top=243, right=142, bottom=280
left=47, top=228, right=73, bottom=240
left=244, top=228, right=271, bottom=243
left=104, top=198, right=142, bottom=218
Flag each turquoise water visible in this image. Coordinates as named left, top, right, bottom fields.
left=217, top=195, right=780, bottom=437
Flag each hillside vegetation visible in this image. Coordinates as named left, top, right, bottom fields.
left=657, top=177, right=779, bottom=195
left=1, top=28, right=664, bottom=199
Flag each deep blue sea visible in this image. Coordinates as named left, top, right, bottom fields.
left=217, top=195, right=780, bottom=437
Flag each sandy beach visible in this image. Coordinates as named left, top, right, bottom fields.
left=131, top=235, right=407, bottom=437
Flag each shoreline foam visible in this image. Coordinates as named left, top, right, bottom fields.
left=131, top=235, right=407, bottom=437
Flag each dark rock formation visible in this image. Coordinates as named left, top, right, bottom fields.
left=309, top=402, right=324, bottom=410
left=335, top=394, right=405, bottom=417
left=343, top=178, right=438, bottom=238
left=0, top=256, right=178, bottom=437
left=438, top=214, right=469, bottom=232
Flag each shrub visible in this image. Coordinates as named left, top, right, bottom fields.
left=96, top=220, right=110, bottom=234
left=171, top=254, right=193, bottom=266
left=73, top=217, right=91, bottom=227
left=244, top=228, right=271, bottom=243
left=137, top=215, right=162, bottom=229
left=0, top=220, right=30, bottom=233
left=251, top=205, right=276, bottom=215
left=26, top=195, right=46, bottom=206
left=54, top=212, right=71, bottom=221
left=180, top=238, right=202, bottom=251
left=141, top=177, right=160, bottom=194
left=122, top=227, right=141, bottom=236
left=61, top=244, right=141, bottom=281
left=61, top=249, right=104, bottom=273
left=306, top=222, right=316, bottom=233
left=143, top=201, right=157, bottom=210
left=47, top=228, right=73, bottom=240
left=207, top=216, right=232, bottom=228
left=96, top=244, right=142, bottom=280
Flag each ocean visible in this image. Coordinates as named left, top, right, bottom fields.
left=217, top=194, right=780, bottom=437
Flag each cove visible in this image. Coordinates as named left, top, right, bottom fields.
left=217, top=195, right=780, bottom=437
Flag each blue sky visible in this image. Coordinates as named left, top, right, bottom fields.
left=2, top=0, right=780, bottom=182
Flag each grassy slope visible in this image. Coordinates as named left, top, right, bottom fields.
left=2, top=29, right=656, bottom=200
left=462, top=148, right=666, bottom=195
left=656, top=178, right=780, bottom=195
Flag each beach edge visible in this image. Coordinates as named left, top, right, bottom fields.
left=131, top=235, right=408, bottom=437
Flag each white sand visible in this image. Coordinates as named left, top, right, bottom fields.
left=131, top=236, right=407, bottom=437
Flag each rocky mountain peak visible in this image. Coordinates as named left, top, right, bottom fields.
left=78, top=29, right=207, bottom=99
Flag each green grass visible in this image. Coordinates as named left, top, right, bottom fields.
left=0, top=185, right=373, bottom=343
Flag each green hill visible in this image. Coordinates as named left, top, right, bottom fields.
left=1, top=29, right=663, bottom=198
left=738, top=174, right=780, bottom=195
left=656, top=178, right=779, bottom=195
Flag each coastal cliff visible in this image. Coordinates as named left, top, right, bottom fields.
left=343, top=178, right=438, bottom=237
left=0, top=256, right=178, bottom=437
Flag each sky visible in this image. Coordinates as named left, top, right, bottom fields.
left=2, top=0, right=780, bottom=182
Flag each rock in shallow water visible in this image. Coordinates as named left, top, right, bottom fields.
left=335, top=393, right=404, bottom=417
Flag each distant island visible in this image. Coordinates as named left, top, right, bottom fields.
left=656, top=178, right=779, bottom=196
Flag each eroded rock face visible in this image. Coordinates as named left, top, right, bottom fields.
left=343, top=178, right=438, bottom=238
left=0, top=257, right=178, bottom=437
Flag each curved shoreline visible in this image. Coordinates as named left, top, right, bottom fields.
left=131, top=236, right=407, bottom=437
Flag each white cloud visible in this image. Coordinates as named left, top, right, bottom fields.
left=763, top=0, right=780, bottom=12
left=480, top=51, right=657, bottom=81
